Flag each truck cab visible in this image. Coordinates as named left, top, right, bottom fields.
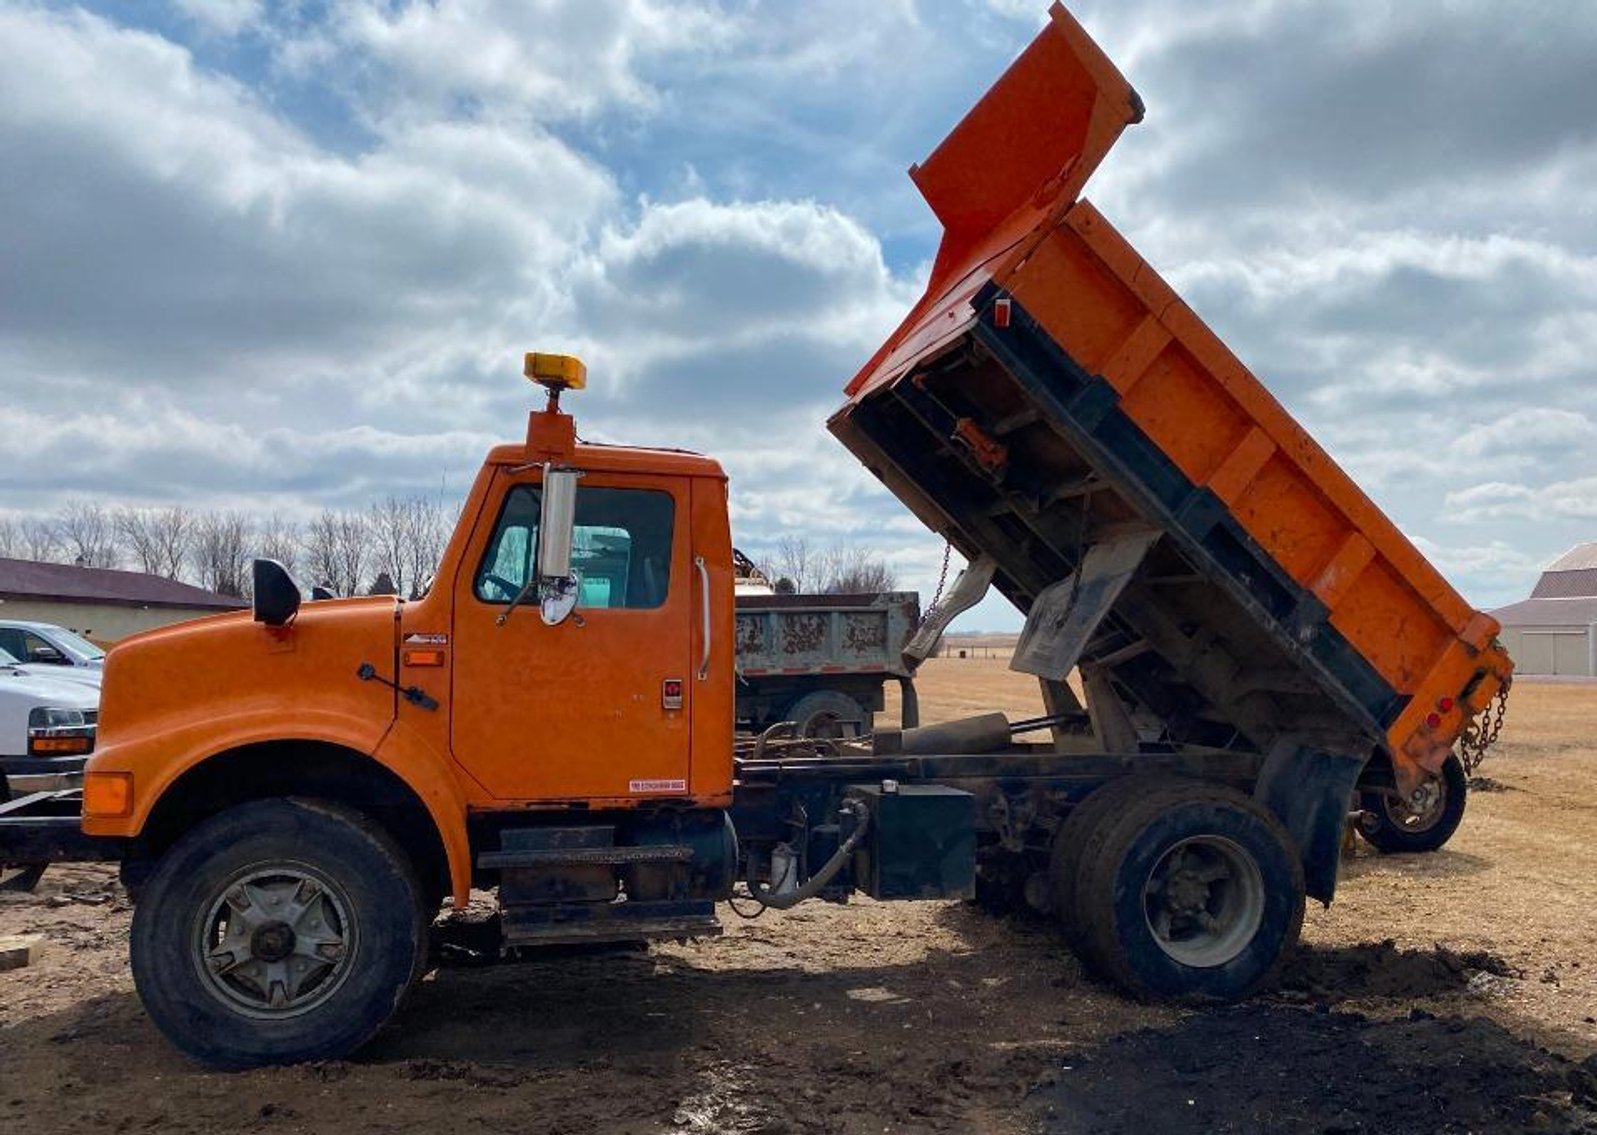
left=85, top=360, right=737, bottom=884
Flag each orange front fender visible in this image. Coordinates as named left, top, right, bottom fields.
left=370, top=718, right=475, bottom=907
left=86, top=709, right=476, bottom=908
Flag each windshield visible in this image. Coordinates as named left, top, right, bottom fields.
left=48, top=628, right=106, bottom=661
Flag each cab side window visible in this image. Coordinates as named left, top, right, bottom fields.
left=474, top=485, right=675, bottom=610
left=24, top=632, right=64, bottom=663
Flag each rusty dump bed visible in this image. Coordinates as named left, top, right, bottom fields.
left=829, top=4, right=1512, bottom=789
left=735, top=592, right=919, bottom=678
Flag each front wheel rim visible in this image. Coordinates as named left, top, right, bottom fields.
left=1142, top=835, right=1266, bottom=968
left=191, top=862, right=360, bottom=1020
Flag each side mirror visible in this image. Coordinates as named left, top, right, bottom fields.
left=537, top=466, right=582, bottom=580
left=32, top=646, right=67, bottom=664
left=536, top=466, right=584, bottom=625
left=252, top=559, right=302, bottom=627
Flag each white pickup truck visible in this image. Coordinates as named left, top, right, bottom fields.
left=0, top=620, right=106, bottom=675
left=0, top=656, right=99, bottom=798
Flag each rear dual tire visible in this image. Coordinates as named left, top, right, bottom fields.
left=1052, top=777, right=1304, bottom=1001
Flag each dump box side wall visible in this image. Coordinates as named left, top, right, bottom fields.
left=991, top=202, right=1510, bottom=770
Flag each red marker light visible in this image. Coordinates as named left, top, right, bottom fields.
left=1436, top=696, right=1455, bottom=713
left=994, top=297, right=1012, bottom=328
left=1425, top=712, right=1443, bottom=730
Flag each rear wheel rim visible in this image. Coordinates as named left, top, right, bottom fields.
left=191, top=862, right=359, bottom=1020
left=1142, top=835, right=1266, bottom=968
left=1382, top=779, right=1446, bottom=832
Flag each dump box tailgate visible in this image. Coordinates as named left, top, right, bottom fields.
left=829, top=4, right=1511, bottom=789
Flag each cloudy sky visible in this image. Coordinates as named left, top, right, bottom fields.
left=2, top=0, right=1594, bottom=628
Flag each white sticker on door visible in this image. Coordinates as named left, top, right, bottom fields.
left=629, top=779, right=687, bottom=794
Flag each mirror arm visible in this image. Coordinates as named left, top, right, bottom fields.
left=495, top=577, right=542, bottom=627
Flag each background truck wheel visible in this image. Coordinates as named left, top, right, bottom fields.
left=784, top=690, right=872, bottom=739
left=1358, top=753, right=1467, bottom=854
left=1072, top=781, right=1305, bottom=1002
left=130, top=797, right=427, bottom=1069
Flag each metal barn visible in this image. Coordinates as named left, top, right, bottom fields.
left=1492, top=544, right=1597, bottom=677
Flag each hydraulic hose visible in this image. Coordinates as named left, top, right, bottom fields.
left=747, top=799, right=871, bottom=911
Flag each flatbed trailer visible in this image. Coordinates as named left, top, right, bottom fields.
left=0, top=3, right=1510, bottom=1070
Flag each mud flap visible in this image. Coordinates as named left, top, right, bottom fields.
left=1010, top=530, right=1158, bottom=681
left=1254, top=740, right=1367, bottom=904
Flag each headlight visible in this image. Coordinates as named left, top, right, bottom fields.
left=27, top=705, right=95, bottom=756
left=29, top=706, right=87, bottom=731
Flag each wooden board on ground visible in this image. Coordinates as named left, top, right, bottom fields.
left=0, top=934, right=43, bottom=972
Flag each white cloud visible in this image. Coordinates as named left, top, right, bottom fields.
left=1409, top=536, right=1547, bottom=608
left=172, top=0, right=262, bottom=38
left=279, top=0, right=729, bottom=124
left=3, top=1, right=1597, bottom=627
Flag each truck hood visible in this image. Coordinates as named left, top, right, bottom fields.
left=0, top=667, right=100, bottom=711
left=17, top=664, right=102, bottom=690
left=93, top=597, right=401, bottom=766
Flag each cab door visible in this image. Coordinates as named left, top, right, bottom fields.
left=448, top=470, right=694, bottom=803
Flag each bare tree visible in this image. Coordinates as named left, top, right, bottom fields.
left=192, top=511, right=251, bottom=597
left=0, top=517, right=16, bottom=559
left=303, top=511, right=342, bottom=595
left=367, top=496, right=452, bottom=599
left=19, top=517, right=61, bottom=562
left=768, top=535, right=819, bottom=593
left=256, top=512, right=301, bottom=577
left=335, top=511, right=372, bottom=599
left=303, top=509, right=370, bottom=597
left=54, top=501, right=119, bottom=568
left=368, top=496, right=412, bottom=598
left=821, top=544, right=898, bottom=594
left=115, top=506, right=193, bottom=578
left=402, top=498, right=450, bottom=598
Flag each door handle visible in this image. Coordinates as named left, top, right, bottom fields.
left=695, top=555, right=711, bottom=681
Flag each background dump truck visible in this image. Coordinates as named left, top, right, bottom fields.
left=732, top=551, right=920, bottom=738
left=0, top=3, right=1510, bottom=1070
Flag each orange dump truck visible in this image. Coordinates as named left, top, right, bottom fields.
left=0, top=4, right=1509, bottom=1069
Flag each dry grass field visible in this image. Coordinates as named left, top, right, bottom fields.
left=1, top=660, right=1594, bottom=1133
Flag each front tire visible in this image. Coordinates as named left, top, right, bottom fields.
left=1073, top=780, right=1304, bottom=1002
left=131, top=798, right=426, bottom=1069
left=1358, top=753, right=1467, bottom=854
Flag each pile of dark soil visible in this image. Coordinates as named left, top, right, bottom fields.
left=1275, top=940, right=1519, bottom=1004
left=1031, top=1005, right=1597, bottom=1134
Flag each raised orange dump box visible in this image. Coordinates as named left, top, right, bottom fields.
left=830, top=4, right=1511, bottom=797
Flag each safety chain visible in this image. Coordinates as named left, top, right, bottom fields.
left=918, top=540, right=954, bottom=630
left=1458, top=677, right=1511, bottom=775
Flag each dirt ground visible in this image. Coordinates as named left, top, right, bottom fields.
left=3, top=660, right=1595, bottom=1133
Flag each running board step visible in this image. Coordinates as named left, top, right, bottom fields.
left=501, top=899, right=720, bottom=947
left=477, top=844, right=694, bottom=870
